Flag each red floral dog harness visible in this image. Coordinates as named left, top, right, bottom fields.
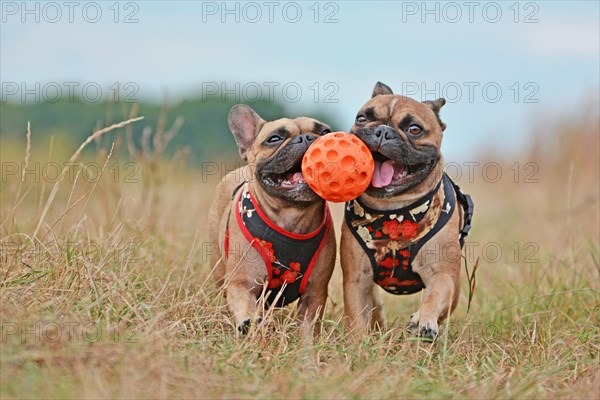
left=224, top=182, right=331, bottom=307
left=345, top=173, right=473, bottom=295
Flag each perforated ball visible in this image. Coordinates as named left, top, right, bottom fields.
left=302, top=132, right=374, bottom=202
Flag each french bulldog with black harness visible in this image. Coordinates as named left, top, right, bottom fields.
left=341, top=82, right=473, bottom=341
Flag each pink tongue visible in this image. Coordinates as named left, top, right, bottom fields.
left=372, top=160, right=395, bottom=188
left=288, top=172, right=305, bottom=183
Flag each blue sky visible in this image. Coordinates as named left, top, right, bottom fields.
left=2, top=1, right=599, bottom=160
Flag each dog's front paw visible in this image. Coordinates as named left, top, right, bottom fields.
left=236, top=317, right=263, bottom=335
left=406, top=321, right=419, bottom=334
left=418, top=322, right=438, bottom=342
left=406, top=320, right=438, bottom=342
left=237, top=319, right=251, bottom=335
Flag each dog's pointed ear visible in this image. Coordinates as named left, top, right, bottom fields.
left=228, top=104, right=266, bottom=160
left=423, top=98, right=446, bottom=114
left=423, top=98, right=447, bottom=131
left=372, top=81, right=393, bottom=97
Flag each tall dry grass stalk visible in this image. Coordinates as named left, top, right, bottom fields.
left=1, top=122, right=31, bottom=232
left=125, top=101, right=184, bottom=231
left=30, top=117, right=144, bottom=239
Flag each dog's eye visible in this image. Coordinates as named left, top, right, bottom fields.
left=356, top=115, right=367, bottom=125
left=266, top=135, right=282, bottom=144
left=320, top=129, right=331, bottom=135
left=407, top=125, right=423, bottom=135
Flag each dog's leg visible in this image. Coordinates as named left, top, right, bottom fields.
left=226, top=280, right=259, bottom=335
left=297, top=229, right=336, bottom=348
left=341, top=229, right=375, bottom=340
left=342, top=272, right=374, bottom=339
left=297, top=287, right=328, bottom=345
left=370, top=285, right=387, bottom=330
left=409, top=272, right=459, bottom=341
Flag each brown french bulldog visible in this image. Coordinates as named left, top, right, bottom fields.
left=340, top=82, right=473, bottom=341
left=207, top=104, right=336, bottom=339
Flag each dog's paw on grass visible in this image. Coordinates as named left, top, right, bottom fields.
left=406, top=321, right=438, bottom=342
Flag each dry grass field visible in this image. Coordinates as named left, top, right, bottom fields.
left=1, top=105, right=599, bottom=399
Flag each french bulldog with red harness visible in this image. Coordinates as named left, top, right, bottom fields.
left=208, top=105, right=337, bottom=339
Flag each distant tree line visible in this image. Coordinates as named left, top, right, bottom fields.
left=0, top=95, right=340, bottom=164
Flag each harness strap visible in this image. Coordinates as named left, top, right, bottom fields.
left=446, top=175, right=474, bottom=248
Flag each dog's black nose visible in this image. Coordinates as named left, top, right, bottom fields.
left=374, top=125, right=397, bottom=140
left=291, top=134, right=315, bottom=145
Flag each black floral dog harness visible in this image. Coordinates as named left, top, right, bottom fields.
left=224, top=182, right=331, bottom=307
left=345, top=173, right=473, bottom=295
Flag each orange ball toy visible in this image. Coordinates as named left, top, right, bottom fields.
left=302, top=132, right=374, bottom=202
